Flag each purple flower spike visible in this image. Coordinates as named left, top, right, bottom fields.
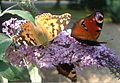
left=2, top=18, right=26, bottom=38
left=5, top=44, right=27, bottom=67
left=5, top=44, right=43, bottom=67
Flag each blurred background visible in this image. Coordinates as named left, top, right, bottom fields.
left=1, top=0, right=120, bottom=22
left=1, top=0, right=120, bottom=83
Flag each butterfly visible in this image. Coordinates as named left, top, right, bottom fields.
left=71, top=11, right=104, bottom=45
left=11, top=13, right=75, bottom=81
left=56, top=11, right=104, bottom=82
left=13, top=13, right=71, bottom=46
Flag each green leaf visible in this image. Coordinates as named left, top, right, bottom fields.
left=0, top=61, right=30, bottom=82
left=9, top=65, right=30, bottom=82
left=1, top=10, right=35, bottom=23
left=0, top=63, right=15, bottom=81
left=0, top=60, right=9, bottom=72
left=0, top=33, right=12, bottom=60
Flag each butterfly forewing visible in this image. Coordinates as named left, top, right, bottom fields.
left=52, top=13, right=71, bottom=31
left=35, top=13, right=71, bottom=42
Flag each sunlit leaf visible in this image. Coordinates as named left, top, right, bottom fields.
left=1, top=76, right=8, bottom=83
left=29, top=66, right=42, bottom=83
left=1, top=10, right=35, bottom=23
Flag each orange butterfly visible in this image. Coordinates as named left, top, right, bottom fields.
left=13, top=13, right=71, bottom=46
left=71, top=11, right=104, bottom=45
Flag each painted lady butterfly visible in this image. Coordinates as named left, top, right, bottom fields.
left=13, top=13, right=71, bottom=46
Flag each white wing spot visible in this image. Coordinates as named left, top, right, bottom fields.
left=30, top=41, right=36, bottom=46
left=17, top=42, right=21, bottom=45
left=60, top=24, right=64, bottom=30
left=60, top=19, right=63, bottom=23
left=66, top=21, right=69, bottom=24
left=19, top=37, right=23, bottom=40
left=23, top=41, right=28, bottom=46
left=53, top=29, right=58, bottom=37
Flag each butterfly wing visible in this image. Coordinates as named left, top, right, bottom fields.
left=56, top=63, right=77, bottom=82
left=35, top=13, right=71, bottom=42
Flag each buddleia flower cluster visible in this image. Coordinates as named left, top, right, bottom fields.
left=2, top=18, right=120, bottom=79
left=2, top=18, right=26, bottom=38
